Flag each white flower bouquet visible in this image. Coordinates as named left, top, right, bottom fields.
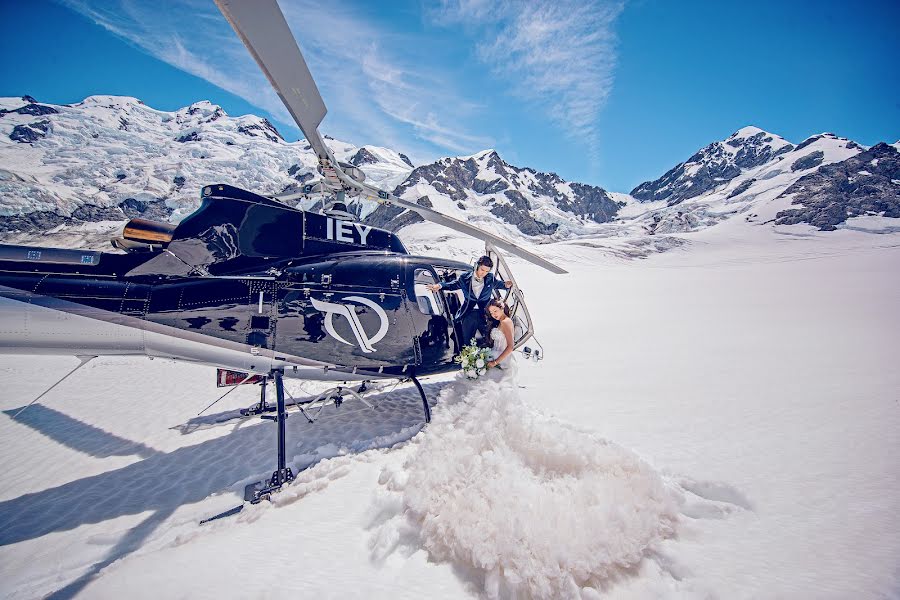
left=453, top=338, right=491, bottom=379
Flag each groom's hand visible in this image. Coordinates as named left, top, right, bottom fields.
left=426, top=283, right=441, bottom=291
left=504, top=280, right=513, bottom=288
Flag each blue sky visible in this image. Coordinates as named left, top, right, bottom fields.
left=2, top=0, right=898, bottom=192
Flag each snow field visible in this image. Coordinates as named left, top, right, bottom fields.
left=511, top=227, right=900, bottom=598
left=0, top=223, right=897, bottom=598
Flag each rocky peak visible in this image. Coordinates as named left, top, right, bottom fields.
left=775, top=142, right=900, bottom=230
left=0, top=103, right=59, bottom=118
left=632, top=126, right=794, bottom=205
left=235, top=116, right=283, bottom=142
left=176, top=101, right=228, bottom=125
left=349, top=147, right=380, bottom=166
left=367, top=149, right=619, bottom=236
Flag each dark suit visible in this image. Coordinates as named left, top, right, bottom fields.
left=439, top=271, right=506, bottom=346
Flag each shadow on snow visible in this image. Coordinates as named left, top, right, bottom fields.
left=0, top=380, right=448, bottom=547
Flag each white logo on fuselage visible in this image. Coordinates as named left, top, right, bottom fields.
left=326, top=218, right=373, bottom=245
left=310, top=295, right=388, bottom=353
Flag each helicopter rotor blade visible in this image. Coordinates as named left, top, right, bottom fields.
left=214, top=0, right=330, bottom=161
left=216, top=0, right=567, bottom=275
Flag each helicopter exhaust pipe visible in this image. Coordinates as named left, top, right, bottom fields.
left=122, top=218, right=176, bottom=245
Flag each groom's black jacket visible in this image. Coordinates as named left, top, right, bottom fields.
left=438, top=271, right=506, bottom=320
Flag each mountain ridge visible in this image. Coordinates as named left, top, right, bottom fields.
left=1, top=94, right=897, bottom=250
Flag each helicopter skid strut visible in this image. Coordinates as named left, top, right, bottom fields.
left=244, top=369, right=294, bottom=504
left=239, top=375, right=271, bottom=417
left=237, top=371, right=431, bottom=507
left=201, top=371, right=431, bottom=522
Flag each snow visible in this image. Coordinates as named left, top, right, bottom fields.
left=460, top=149, right=497, bottom=161
left=839, top=215, right=900, bottom=234
left=731, top=125, right=766, bottom=137
left=1, top=222, right=898, bottom=599
left=0, top=96, right=412, bottom=224
left=613, top=192, right=666, bottom=219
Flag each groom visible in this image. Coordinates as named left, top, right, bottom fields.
left=427, top=255, right=512, bottom=347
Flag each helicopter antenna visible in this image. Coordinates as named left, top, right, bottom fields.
left=214, top=0, right=567, bottom=275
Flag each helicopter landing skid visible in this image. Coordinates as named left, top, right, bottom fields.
left=239, top=375, right=272, bottom=417
left=410, top=375, right=431, bottom=424
left=244, top=369, right=294, bottom=504
left=202, top=371, right=433, bottom=520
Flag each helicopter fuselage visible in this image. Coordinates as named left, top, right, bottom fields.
left=0, top=185, right=476, bottom=381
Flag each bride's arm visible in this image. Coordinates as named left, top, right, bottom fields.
left=488, top=319, right=515, bottom=367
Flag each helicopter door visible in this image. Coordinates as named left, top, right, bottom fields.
left=410, top=267, right=455, bottom=366
left=485, top=244, right=535, bottom=349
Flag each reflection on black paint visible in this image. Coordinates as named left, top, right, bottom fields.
left=304, top=312, right=325, bottom=342
left=184, top=317, right=212, bottom=329
left=420, top=315, right=449, bottom=349
left=247, top=331, right=268, bottom=348
left=218, top=316, right=239, bottom=331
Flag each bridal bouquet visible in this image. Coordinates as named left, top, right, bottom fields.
left=454, top=339, right=491, bottom=379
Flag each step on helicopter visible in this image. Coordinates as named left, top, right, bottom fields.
left=0, top=0, right=566, bottom=506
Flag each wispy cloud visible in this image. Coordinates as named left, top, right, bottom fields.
left=433, top=0, right=624, bottom=160
left=56, top=0, right=493, bottom=162
left=59, top=0, right=291, bottom=123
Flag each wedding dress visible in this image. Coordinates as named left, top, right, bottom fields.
left=488, top=325, right=516, bottom=376
left=489, top=327, right=507, bottom=361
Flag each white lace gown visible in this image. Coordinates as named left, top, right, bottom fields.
left=489, top=327, right=507, bottom=360
left=488, top=326, right=516, bottom=374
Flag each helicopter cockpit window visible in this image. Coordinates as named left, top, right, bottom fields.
left=413, top=269, right=442, bottom=315
left=485, top=246, right=534, bottom=349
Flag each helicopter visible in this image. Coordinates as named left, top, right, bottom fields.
left=0, top=0, right=565, bottom=503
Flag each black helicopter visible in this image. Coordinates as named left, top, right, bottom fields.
left=0, top=0, right=565, bottom=502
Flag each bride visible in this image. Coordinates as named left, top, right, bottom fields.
left=485, top=299, right=515, bottom=370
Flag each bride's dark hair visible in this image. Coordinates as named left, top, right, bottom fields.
left=484, top=298, right=510, bottom=327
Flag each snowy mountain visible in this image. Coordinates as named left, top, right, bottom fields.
left=1, top=94, right=898, bottom=254
left=0, top=95, right=412, bottom=237
left=630, top=126, right=796, bottom=205
left=617, top=128, right=897, bottom=236
left=0, top=95, right=621, bottom=248
left=367, top=149, right=621, bottom=237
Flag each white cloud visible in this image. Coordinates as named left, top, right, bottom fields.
left=56, top=0, right=493, bottom=161
left=59, top=0, right=291, bottom=123
left=433, top=0, right=624, bottom=160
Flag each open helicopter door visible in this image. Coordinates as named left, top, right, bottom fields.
left=485, top=243, right=535, bottom=350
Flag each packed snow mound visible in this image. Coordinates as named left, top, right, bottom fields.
left=372, top=369, right=681, bottom=599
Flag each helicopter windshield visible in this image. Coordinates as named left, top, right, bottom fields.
left=485, top=244, right=535, bottom=349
